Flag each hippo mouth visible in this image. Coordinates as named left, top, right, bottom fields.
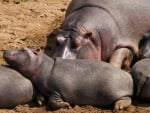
left=51, top=32, right=101, bottom=60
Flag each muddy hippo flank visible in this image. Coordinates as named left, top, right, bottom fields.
left=47, top=0, right=150, bottom=70
left=131, top=59, right=150, bottom=101
left=0, top=65, right=34, bottom=108
left=4, top=48, right=133, bottom=110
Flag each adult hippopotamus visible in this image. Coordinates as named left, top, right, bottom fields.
left=131, top=58, right=150, bottom=101
left=4, top=48, right=133, bottom=110
left=47, top=0, right=150, bottom=70
left=0, top=65, right=34, bottom=108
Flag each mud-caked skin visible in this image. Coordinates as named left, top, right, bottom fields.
left=131, top=59, right=150, bottom=101
left=48, top=0, right=150, bottom=70
left=4, top=48, right=133, bottom=110
left=0, top=65, right=34, bottom=108
left=138, top=33, right=150, bottom=59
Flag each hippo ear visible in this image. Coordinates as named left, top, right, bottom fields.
left=32, top=48, right=41, bottom=56
left=85, top=32, right=92, bottom=39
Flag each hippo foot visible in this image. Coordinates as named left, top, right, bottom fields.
left=48, top=95, right=71, bottom=110
left=114, top=97, right=131, bottom=110
left=36, top=94, right=45, bottom=106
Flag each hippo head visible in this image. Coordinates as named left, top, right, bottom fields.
left=3, top=48, right=43, bottom=78
left=50, top=28, right=101, bottom=60
left=139, top=33, right=150, bottom=59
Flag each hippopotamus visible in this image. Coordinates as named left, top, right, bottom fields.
left=0, top=65, right=34, bottom=108
left=131, top=58, right=150, bottom=101
left=138, top=33, right=150, bottom=59
left=4, top=47, right=133, bottom=110
left=47, top=0, right=150, bottom=70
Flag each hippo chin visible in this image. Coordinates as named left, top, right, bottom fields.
left=45, top=0, right=150, bottom=70
left=4, top=48, right=133, bottom=110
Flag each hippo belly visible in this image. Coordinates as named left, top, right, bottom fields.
left=0, top=66, right=34, bottom=108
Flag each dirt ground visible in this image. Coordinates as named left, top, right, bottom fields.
left=0, top=0, right=150, bottom=113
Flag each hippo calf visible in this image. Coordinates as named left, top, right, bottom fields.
left=131, top=58, right=150, bottom=101
left=4, top=48, right=133, bottom=110
left=0, top=65, right=34, bottom=108
left=47, top=0, right=150, bottom=70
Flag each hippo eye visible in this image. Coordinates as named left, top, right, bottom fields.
left=10, top=53, right=16, bottom=58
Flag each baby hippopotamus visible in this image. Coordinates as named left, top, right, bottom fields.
left=131, top=58, right=150, bottom=101
left=0, top=65, right=34, bottom=108
left=4, top=48, right=133, bottom=110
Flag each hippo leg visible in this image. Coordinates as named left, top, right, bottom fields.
left=109, top=48, right=133, bottom=71
left=48, top=94, right=71, bottom=109
left=114, top=97, right=131, bottom=110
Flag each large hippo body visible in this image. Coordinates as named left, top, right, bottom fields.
left=131, top=59, right=150, bottom=101
left=0, top=65, right=34, bottom=108
left=49, top=0, right=150, bottom=70
left=4, top=48, right=133, bottom=110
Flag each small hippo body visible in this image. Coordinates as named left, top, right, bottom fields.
left=0, top=65, right=34, bottom=108
left=4, top=48, right=133, bottom=110
left=48, top=0, right=150, bottom=70
left=131, top=59, right=150, bottom=101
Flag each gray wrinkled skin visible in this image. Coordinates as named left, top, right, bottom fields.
left=131, top=59, right=150, bottom=101
left=4, top=48, right=133, bottom=109
left=48, top=0, right=150, bottom=70
left=0, top=66, right=34, bottom=108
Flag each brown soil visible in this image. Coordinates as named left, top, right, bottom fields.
left=0, top=0, right=150, bottom=113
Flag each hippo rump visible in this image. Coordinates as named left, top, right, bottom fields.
left=47, top=0, right=150, bottom=70
left=0, top=65, right=34, bottom=108
left=131, top=58, right=150, bottom=101
left=4, top=48, right=133, bottom=110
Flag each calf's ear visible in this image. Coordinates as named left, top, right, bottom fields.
left=32, top=48, right=41, bottom=56
left=84, top=32, right=93, bottom=39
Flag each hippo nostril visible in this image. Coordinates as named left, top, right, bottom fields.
left=11, top=53, right=16, bottom=58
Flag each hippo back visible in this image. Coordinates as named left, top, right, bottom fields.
left=131, top=58, right=150, bottom=101
left=49, top=58, right=133, bottom=106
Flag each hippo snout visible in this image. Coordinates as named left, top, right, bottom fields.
left=52, top=37, right=77, bottom=59
left=3, top=50, right=15, bottom=62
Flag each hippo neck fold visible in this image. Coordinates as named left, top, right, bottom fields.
left=30, top=54, right=55, bottom=82
left=21, top=53, right=54, bottom=82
